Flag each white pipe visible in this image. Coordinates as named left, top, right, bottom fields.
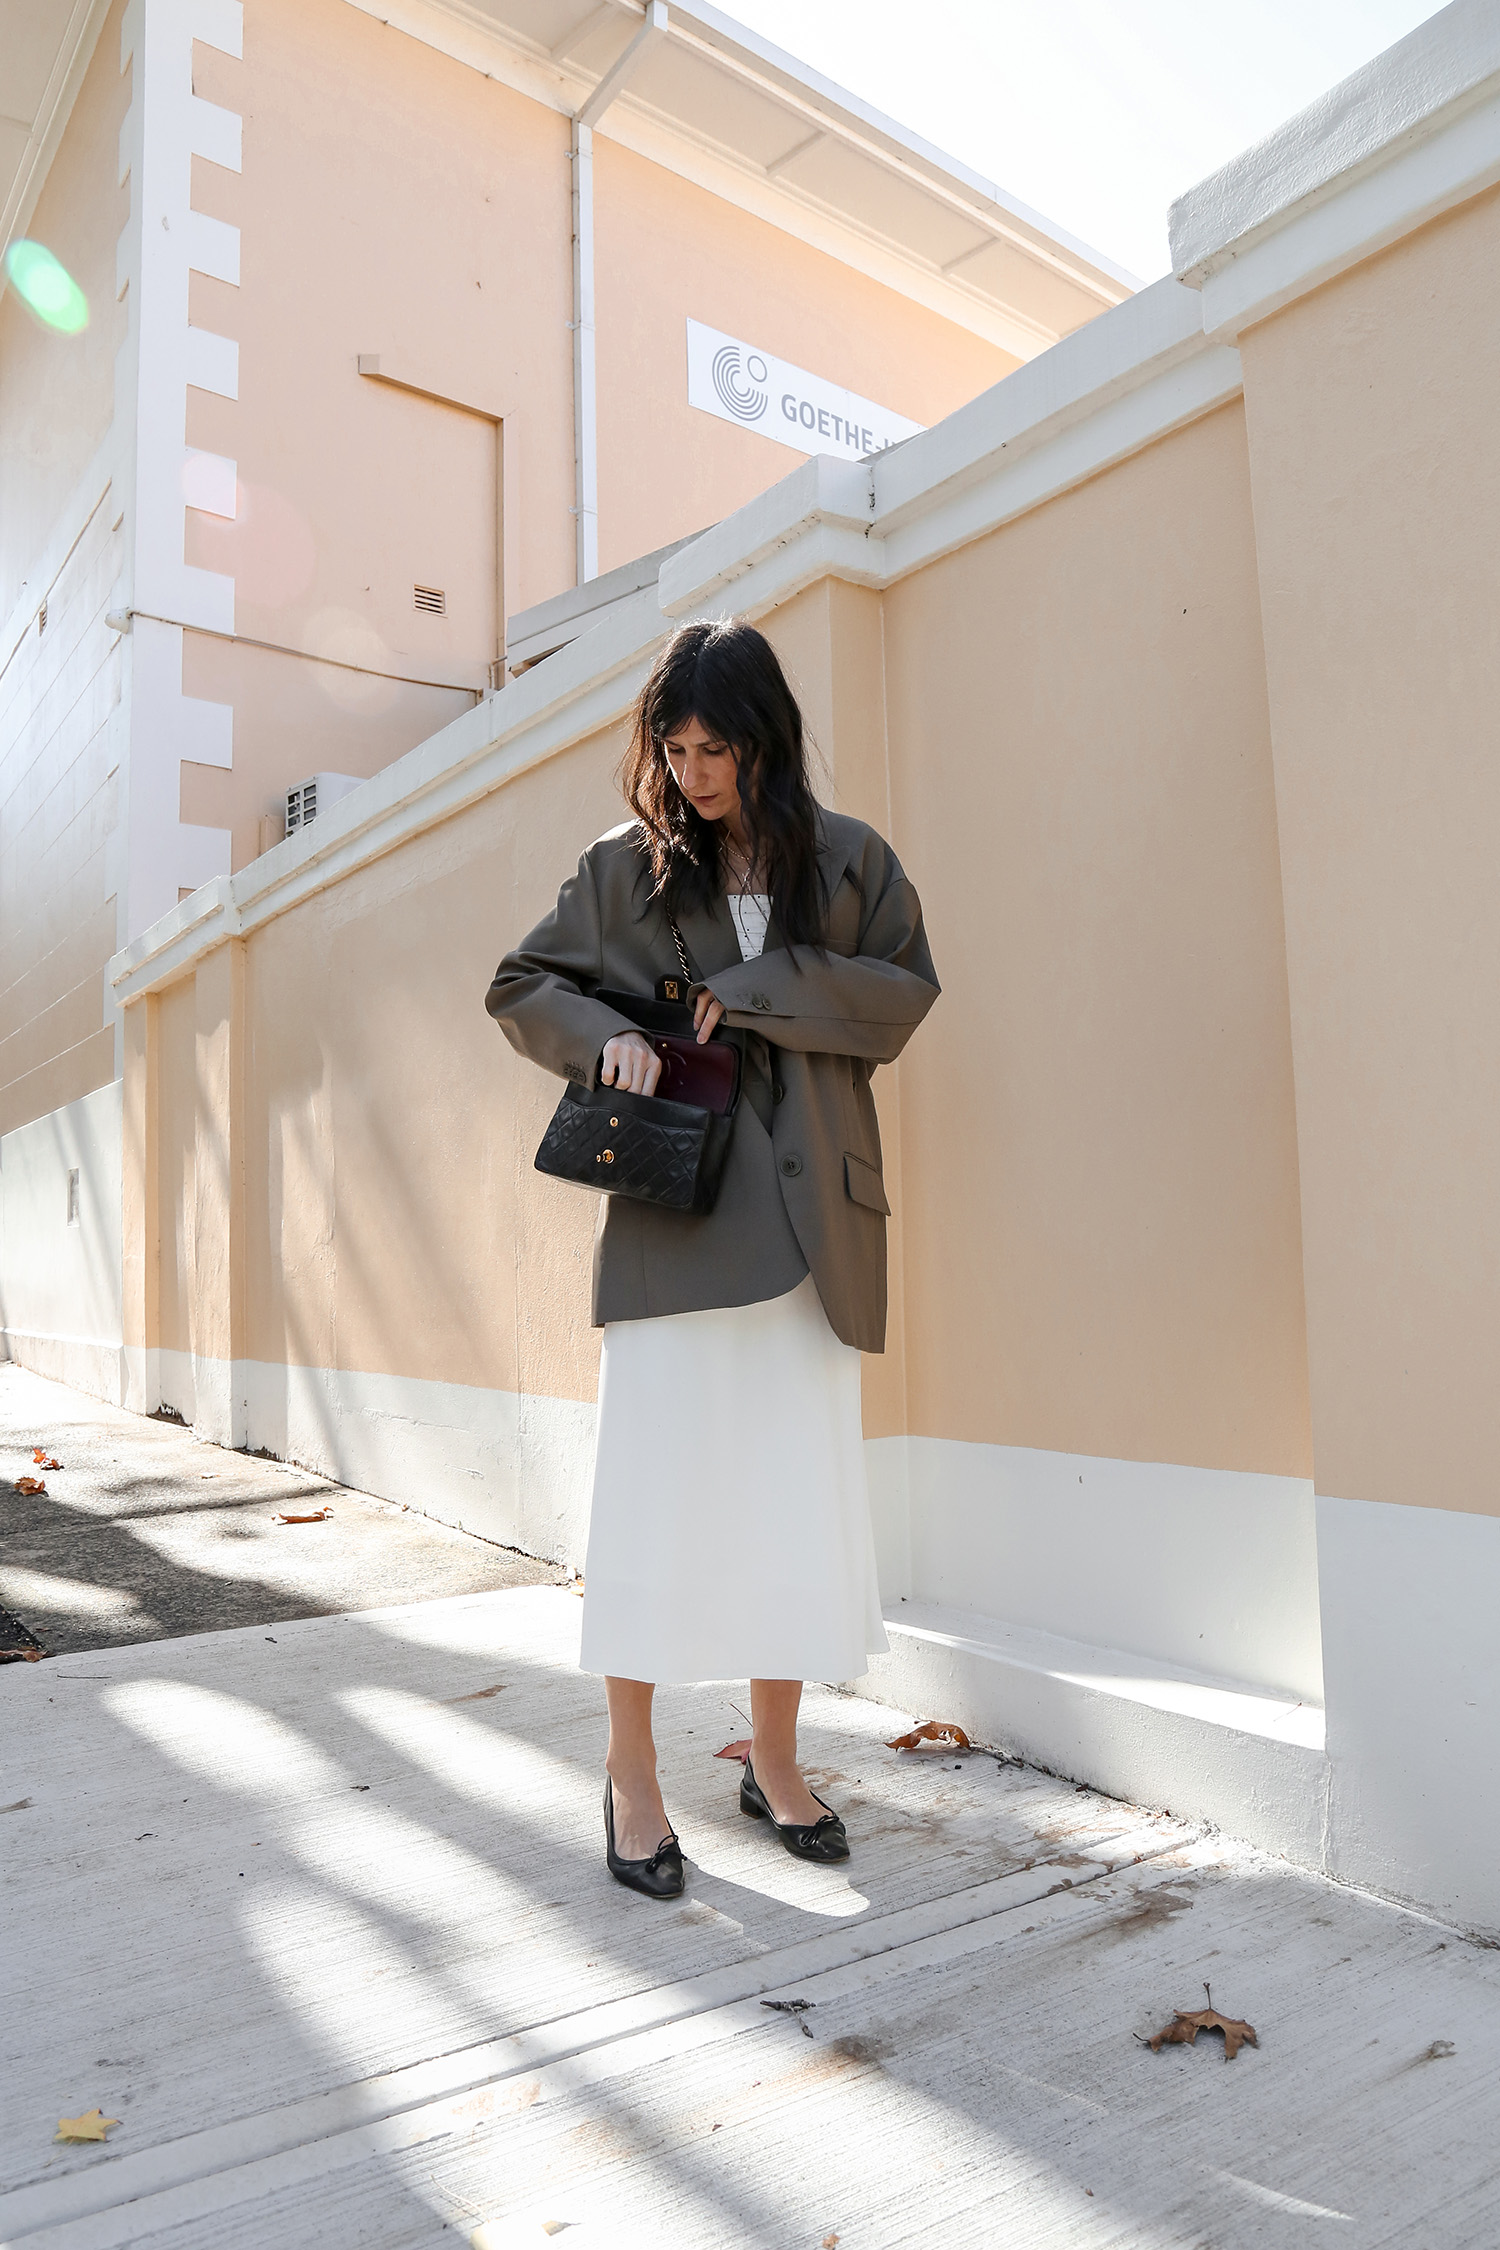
left=570, top=115, right=598, bottom=586
left=570, top=2, right=668, bottom=585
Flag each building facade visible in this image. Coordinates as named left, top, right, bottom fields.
left=0, top=0, right=1128, bottom=1140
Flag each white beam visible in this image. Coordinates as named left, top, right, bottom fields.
left=550, top=3, right=620, bottom=63
left=576, top=0, right=667, bottom=131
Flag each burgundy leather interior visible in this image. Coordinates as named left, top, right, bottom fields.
left=651, top=1035, right=738, bottom=1115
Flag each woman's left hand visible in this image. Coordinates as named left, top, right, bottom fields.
left=694, top=990, right=726, bottom=1045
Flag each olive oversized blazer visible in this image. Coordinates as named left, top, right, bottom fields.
left=484, top=808, right=939, bottom=1352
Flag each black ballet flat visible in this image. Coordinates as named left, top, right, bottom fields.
left=603, top=1775, right=685, bottom=1898
left=739, top=1756, right=850, bottom=1863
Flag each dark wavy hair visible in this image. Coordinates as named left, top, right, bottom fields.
left=620, top=618, right=828, bottom=948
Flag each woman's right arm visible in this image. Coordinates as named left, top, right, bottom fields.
left=485, top=850, right=648, bottom=1089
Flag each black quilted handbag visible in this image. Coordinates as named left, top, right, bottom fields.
left=533, top=924, right=744, bottom=1217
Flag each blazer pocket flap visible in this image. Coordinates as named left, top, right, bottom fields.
left=843, top=1152, right=891, bottom=1216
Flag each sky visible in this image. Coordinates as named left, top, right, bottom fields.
left=718, top=0, right=1442, bottom=281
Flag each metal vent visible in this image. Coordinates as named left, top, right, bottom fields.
left=285, top=771, right=363, bottom=835
left=37, top=599, right=47, bottom=635
left=413, top=584, right=446, bottom=615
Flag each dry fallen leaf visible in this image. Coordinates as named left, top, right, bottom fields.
left=443, top=1683, right=508, bottom=1704
left=16, top=1476, right=46, bottom=1495
left=1147, top=1983, right=1257, bottom=2061
left=714, top=1738, right=752, bottom=1762
left=33, top=1450, right=62, bottom=1470
left=275, top=1509, right=330, bottom=1524
left=885, top=1719, right=972, bottom=1752
left=55, top=2108, right=120, bottom=2143
left=823, top=2235, right=841, bottom=2247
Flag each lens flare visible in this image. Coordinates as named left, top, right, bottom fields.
left=4, top=240, right=89, bottom=334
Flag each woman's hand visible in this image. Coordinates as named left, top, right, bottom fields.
left=599, top=1030, right=661, bottom=1096
left=694, top=990, right=726, bottom=1045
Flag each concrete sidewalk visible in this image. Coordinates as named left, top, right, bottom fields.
left=0, top=1364, right=560, bottom=1657
left=4, top=1576, right=1499, bottom=2249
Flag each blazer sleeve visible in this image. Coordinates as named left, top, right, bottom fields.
left=484, top=851, right=640, bottom=1087
left=702, top=852, right=940, bottom=1062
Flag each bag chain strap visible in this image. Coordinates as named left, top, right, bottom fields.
left=669, top=918, right=693, bottom=985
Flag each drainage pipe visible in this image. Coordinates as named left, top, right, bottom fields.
left=570, top=2, right=668, bottom=585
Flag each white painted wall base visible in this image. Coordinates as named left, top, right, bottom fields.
left=859, top=1435, right=1335, bottom=1890
left=853, top=1599, right=1328, bottom=1870
left=847, top=1494, right=1500, bottom=1938
left=867, top=1433, right=1323, bottom=1702
left=1, top=1329, right=128, bottom=1404
left=0, top=1081, right=125, bottom=1405
left=1318, top=1493, right=1500, bottom=1934
left=143, top=1350, right=597, bottom=1568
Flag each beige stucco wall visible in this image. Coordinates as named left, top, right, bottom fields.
left=0, top=484, right=123, bottom=1133
left=1, top=0, right=1066, bottom=1145
left=131, top=399, right=1314, bottom=1498
left=1239, top=187, right=1500, bottom=1521
left=0, top=4, right=130, bottom=1136
left=154, top=975, right=197, bottom=1363
left=0, top=0, right=129, bottom=624
left=223, top=725, right=626, bottom=1412
left=183, top=0, right=572, bottom=867
left=108, top=17, right=1500, bottom=1513
left=176, top=0, right=1024, bottom=878
left=883, top=403, right=1312, bottom=1478
left=591, top=135, right=1017, bottom=575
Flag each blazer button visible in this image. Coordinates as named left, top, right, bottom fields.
left=772, top=1081, right=785, bottom=1103
left=779, top=1153, right=802, bottom=1177
left=751, top=993, right=771, bottom=1011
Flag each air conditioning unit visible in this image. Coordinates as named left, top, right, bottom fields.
left=285, top=772, right=363, bottom=834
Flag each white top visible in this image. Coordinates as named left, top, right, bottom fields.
left=728, top=890, right=771, bottom=960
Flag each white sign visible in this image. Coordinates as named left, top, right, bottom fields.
left=686, top=318, right=924, bottom=459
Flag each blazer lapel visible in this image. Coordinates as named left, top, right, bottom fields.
left=815, top=806, right=857, bottom=904
left=669, top=810, right=856, bottom=969
left=763, top=808, right=856, bottom=954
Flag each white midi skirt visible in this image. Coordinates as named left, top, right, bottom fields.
left=578, top=1274, right=889, bottom=1685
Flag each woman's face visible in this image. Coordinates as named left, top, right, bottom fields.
left=661, top=715, right=741, bottom=826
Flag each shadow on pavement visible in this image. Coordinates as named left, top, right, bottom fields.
left=0, top=1363, right=563, bottom=1657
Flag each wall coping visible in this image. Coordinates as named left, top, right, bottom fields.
left=1169, top=0, right=1500, bottom=283
left=108, top=19, right=1500, bottom=1004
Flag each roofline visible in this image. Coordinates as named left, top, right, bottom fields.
left=662, top=0, right=1141, bottom=294
left=373, top=0, right=1138, bottom=307
left=0, top=0, right=112, bottom=274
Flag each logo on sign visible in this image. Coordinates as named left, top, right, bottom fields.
left=711, top=343, right=769, bottom=424
left=687, top=319, right=924, bottom=458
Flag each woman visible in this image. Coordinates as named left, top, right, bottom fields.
left=486, top=619, right=938, bottom=1898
